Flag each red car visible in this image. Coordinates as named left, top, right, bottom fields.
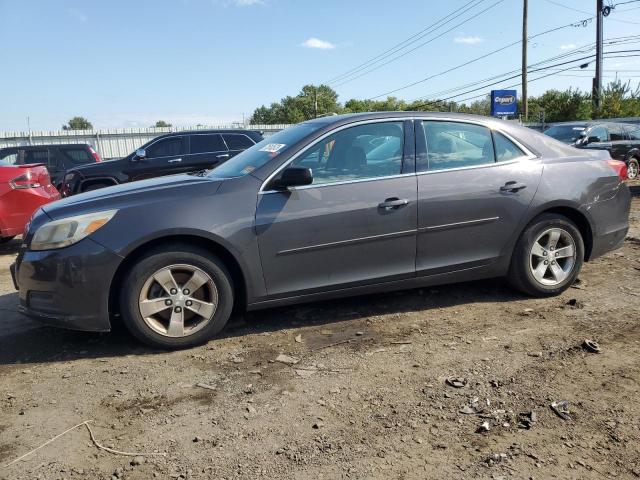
left=0, top=164, right=60, bottom=242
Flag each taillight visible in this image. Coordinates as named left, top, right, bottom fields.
left=89, top=146, right=102, bottom=162
left=10, top=172, right=41, bottom=189
left=606, top=159, right=628, bottom=181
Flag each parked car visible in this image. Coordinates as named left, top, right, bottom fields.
left=0, top=164, right=60, bottom=242
left=12, top=112, right=630, bottom=349
left=60, top=130, right=264, bottom=196
left=543, top=121, right=640, bottom=179
left=0, top=144, right=101, bottom=190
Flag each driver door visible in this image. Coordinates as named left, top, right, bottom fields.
left=255, top=120, right=417, bottom=297
left=127, top=136, right=187, bottom=181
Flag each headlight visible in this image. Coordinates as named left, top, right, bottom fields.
left=31, top=210, right=118, bottom=251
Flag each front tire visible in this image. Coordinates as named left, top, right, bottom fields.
left=508, top=214, right=584, bottom=297
left=0, top=236, right=15, bottom=244
left=119, top=244, right=234, bottom=349
left=627, top=157, right=639, bottom=180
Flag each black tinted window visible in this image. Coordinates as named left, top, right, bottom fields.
left=0, top=149, right=18, bottom=165
left=60, top=147, right=93, bottom=165
left=22, top=149, right=49, bottom=164
left=146, top=137, right=183, bottom=157
left=223, top=134, right=254, bottom=150
left=420, top=121, right=494, bottom=172
left=190, top=134, right=226, bottom=154
left=608, top=125, right=626, bottom=141
left=588, top=126, right=608, bottom=142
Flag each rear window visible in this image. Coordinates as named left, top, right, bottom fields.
left=190, top=134, right=227, bottom=154
left=222, top=134, right=254, bottom=150
left=60, top=147, right=93, bottom=165
left=23, top=149, right=49, bottom=164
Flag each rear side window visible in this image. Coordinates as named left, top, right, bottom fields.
left=22, top=149, right=49, bottom=164
left=627, top=126, right=640, bottom=140
left=60, top=147, right=93, bottom=165
left=493, top=132, right=525, bottom=162
left=0, top=149, right=18, bottom=165
left=190, top=134, right=226, bottom=154
left=420, top=121, right=494, bottom=172
left=608, top=124, right=626, bottom=141
left=222, top=134, right=254, bottom=150
left=146, top=137, right=184, bottom=158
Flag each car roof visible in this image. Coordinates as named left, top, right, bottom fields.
left=0, top=143, right=92, bottom=151
left=302, top=111, right=496, bottom=127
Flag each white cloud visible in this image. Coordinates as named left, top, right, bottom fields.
left=454, top=35, right=484, bottom=45
left=560, top=43, right=577, bottom=50
left=231, top=0, right=264, bottom=5
left=301, top=38, right=336, bottom=50
left=67, top=8, right=88, bottom=22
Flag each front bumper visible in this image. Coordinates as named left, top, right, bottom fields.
left=14, top=237, right=122, bottom=332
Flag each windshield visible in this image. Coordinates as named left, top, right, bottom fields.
left=544, top=125, right=586, bottom=144
left=208, top=123, right=323, bottom=179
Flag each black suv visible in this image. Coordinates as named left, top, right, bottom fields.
left=61, top=130, right=263, bottom=196
left=544, top=121, right=640, bottom=179
left=0, top=144, right=101, bottom=189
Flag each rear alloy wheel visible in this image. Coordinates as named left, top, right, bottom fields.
left=120, top=245, right=234, bottom=349
left=627, top=157, right=639, bottom=180
left=508, top=214, right=584, bottom=296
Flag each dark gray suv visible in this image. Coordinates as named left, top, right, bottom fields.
left=12, top=112, right=631, bottom=349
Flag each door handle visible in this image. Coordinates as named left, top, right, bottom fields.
left=216, top=153, right=230, bottom=159
left=378, top=198, right=409, bottom=210
left=168, top=158, right=182, bottom=163
left=500, top=181, right=527, bottom=193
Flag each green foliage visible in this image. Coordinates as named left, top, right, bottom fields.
left=62, top=116, right=93, bottom=130
left=153, top=120, right=172, bottom=128
left=250, top=81, right=640, bottom=124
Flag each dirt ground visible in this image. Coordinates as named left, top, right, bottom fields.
left=0, top=191, right=639, bottom=480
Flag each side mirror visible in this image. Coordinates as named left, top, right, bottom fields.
left=587, top=136, right=601, bottom=144
left=134, top=148, right=147, bottom=160
left=272, top=167, right=313, bottom=189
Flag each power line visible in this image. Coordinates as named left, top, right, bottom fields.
left=367, top=16, right=595, bottom=100
left=323, top=0, right=484, bottom=85
left=329, top=0, right=506, bottom=88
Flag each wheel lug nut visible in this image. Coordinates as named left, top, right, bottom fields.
left=174, top=306, right=182, bottom=313
left=165, top=299, right=173, bottom=306
left=183, top=289, right=190, bottom=295
left=543, top=251, right=547, bottom=256
left=544, top=260, right=548, bottom=265
left=170, top=288, right=178, bottom=295
left=185, top=300, right=193, bottom=307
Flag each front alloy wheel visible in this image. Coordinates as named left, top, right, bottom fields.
left=139, top=264, right=219, bottom=338
left=120, top=244, right=234, bottom=349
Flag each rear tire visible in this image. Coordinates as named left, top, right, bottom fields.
left=119, top=244, right=234, bottom=349
left=627, top=157, right=639, bottom=180
left=0, top=236, right=15, bottom=244
left=508, top=214, right=584, bottom=297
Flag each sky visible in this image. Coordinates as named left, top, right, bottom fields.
left=1, top=0, right=639, bottom=131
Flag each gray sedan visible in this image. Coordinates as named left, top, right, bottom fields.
left=12, top=112, right=631, bottom=348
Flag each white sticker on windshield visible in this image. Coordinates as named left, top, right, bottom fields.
left=573, top=127, right=585, bottom=131
left=259, top=143, right=286, bottom=153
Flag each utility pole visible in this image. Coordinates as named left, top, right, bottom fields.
left=594, top=0, right=604, bottom=111
left=313, top=87, right=318, bottom=118
left=522, top=0, right=528, bottom=121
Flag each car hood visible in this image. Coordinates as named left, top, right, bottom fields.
left=69, top=156, right=127, bottom=175
left=43, top=173, right=223, bottom=220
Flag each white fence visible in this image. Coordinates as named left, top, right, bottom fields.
left=0, top=124, right=289, bottom=160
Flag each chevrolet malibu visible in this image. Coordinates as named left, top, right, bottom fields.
left=12, top=113, right=631, bottom=349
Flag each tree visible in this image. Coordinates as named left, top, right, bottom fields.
left=62, top=116, right=93, bottom=130
left=599, top=80, right=640, bottom=119
left=250, top=85, right=342, bottom=123
left=153, top=120, right=172, bottom=128
left=527, top=88, right=591, bottom=123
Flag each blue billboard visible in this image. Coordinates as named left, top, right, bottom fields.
left=491, top=90, right=518, bottom=116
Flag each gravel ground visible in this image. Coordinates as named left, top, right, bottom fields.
left=0, top=191, right=639, bottom=480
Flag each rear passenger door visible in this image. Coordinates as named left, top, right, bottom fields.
left=187, top=134, right=229, bottom=171
left=222, top=133, right=256, bottom=159
left=415, top=120, right=543, bottom=276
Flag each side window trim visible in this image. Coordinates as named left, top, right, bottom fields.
left=260, top=118, right=411, bottom=193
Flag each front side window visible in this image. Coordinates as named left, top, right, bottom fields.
left=420, top=121, right=494, bottom=172
left=190, top=134, right=226, bottom=154
left=494, top=132, right=526, bottom=162
left=587, top=126, right=608, bottom=142
left=289, top=121, right=404, bottom=185
left=146, top=137, right=183, bottom=158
